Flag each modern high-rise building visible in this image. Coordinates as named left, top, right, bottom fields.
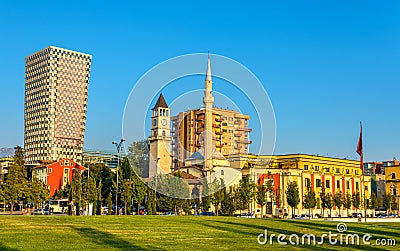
left=24, top=46, right=92, bottom=165
left=171, top=107, right=252, bottom=168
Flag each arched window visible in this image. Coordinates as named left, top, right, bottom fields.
left=162, top=130, right=165, bottom=137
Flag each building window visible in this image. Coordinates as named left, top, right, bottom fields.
left=356, top=182, right=359, bottom=190
left=336, top=168, right=340, bottom=173
left=325, top=167, right=330, bottom=172
left=365, top=186, right=368, bottom=191
left=304, top=165, right=309, bottom=170
left=346, top=181, right=350, bottom=190
left=346, top=169, right=350, bottom=174
left=316, top=179, right=321, bottom=187
left=153, top=119, right=157, bottom=126
left=221, top=169, right=224, bottom=175
left=49, top=168, right=52, bottom=173
left=305, top=178, right=311, bottom=188
left=326, top=180, right=330, bottom=188
left=392, top=173, right=396, bottom=179
left=337, top=180, right=340, bottom=189
left=315, top=166, right=319, bottom=171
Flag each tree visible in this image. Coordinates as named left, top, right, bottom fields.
left=146, top=188, right=156, bottom=215
left=236, top=175, right=256, bottom=214
left=383, top=193, right=397, bottom=212
left=128, top=140, right=149, bottom=177
left=352, top=192, right=361, bottom=214
left=320, top=183, right=327, bottom=218
left=70, top=169, right=82, bottom=215
left=106, top=192, right=113, bottom=215
left=201, top=178, right=212, bottom=212
left=333, top=191, right=343, bottom=217
left=286, top=181, right=300, bottom=218
left=303, top=187, right=316, bottom=218
left=369, top=193, right=379, bottom=214
left=120, top=179, right=133, bottom=215
left=265, top=178, right=274, bottom=205
left=132, top=173, right=147, bottom=215
left=211, top=178, right=225, bottom=216
left=221, top=188, right=236, bottom=215
left=343, top=193, right=352, bottom=217
left=96, top=180, right=102, bottom=215
left=27, top=177, right=49, bottom=209
left=325, top=193, right=334, bottom=217
left=255, top=185, right=267, bottom=218
left=3, top=146, right=28, bottom=214
left=82, top=177, right=97, bottom=215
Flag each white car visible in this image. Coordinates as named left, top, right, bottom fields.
left=295, top=214, right=310, bottom=220
left=237, top=213, right=255, bottom=218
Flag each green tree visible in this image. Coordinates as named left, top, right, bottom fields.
left=369, top=193, right=379, bottom=212
left=352, top=192, right=361, bottom=214
left=120, top=179, right=133, bottom=215
left=146, top=188, right=156, bottom=215
left=343, top=193, right=352, bottom=217
left=132, top=173, right=147, bottom=215
left=82, top=177, right=97, bottom=215
left=286, top=181, right=300, bottom=218
left=320, top=183, right=327, bottom=218
left=221, top=188, right=236, bottom=215
left=303, top=187, right=316, bottom=218
left=3, top=146, right=28, bottom=214
left=106, top=192, right=113, bottom=215
left=265, top=178, right=274, bottom=205
left=383, top=193, right=397, bottom=212
left=333, top=191, right=343, bottom=217
left=70, top=169, right=82, bottom=215
left=255, top=185, right=267, bottom=218
left=128, top=140, right=149, bottom=177
left=96, top=180, right=103, bottom=215
left=325, top=193, right=334, bottom=217
left=211, top=178, right=225, bottom=216
left=236, top=175, right=256, bottom=214
left=27, top=177, right=49, bottom=209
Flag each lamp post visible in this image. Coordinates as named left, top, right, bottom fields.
left=112, top=139, right=125, bottom=215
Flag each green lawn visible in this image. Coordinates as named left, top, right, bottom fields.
left=0, top=216, right=399, bottom=250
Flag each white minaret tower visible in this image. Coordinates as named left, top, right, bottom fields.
left=203, top=55, right=214, bottom=171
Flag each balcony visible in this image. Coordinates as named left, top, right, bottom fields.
left=212, top=123, right=221, bottom=128
left=215, top=130, right=223, bottom=135
left=244, top=128, right=252, bottom=132
left=215, top=117, right=223, bottom=122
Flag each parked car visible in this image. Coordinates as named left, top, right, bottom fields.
left=198, top=211, right=215, bottom=216
left=351, top=213, right=362, bottom=218
left=295, top=214, right=310, bottom=220
left=236, top=213, right=255, bottom=218
left=32, top=208, right=49, bottom=215
left=163, top=211, right=176, bottom=216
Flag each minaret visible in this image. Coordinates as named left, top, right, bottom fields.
left=203, top=55, right=214, bottom=171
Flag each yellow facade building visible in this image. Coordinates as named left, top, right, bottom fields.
left=228, top=154, right=371, bottom=217
left=385, top=165, right=400, bottom=210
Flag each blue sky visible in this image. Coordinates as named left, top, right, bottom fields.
left=0, top=1, right=399, bottom=161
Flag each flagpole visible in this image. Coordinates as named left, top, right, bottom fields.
left=356, top=121, right=366, bottom=222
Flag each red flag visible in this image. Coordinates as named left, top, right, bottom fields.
left=356, top=122, right=363, bottom=170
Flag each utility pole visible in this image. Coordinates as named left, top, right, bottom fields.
left=112, top=139, right=125, bottom=215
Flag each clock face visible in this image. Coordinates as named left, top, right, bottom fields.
left=161, top=119, right=167, bottom=126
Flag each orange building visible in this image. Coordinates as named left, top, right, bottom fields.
left=32, top=158, right=85, bottom=197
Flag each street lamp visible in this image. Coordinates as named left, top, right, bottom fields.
left=112, top=139, right=125, bottom=215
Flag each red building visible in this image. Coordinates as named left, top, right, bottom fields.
left=32, top=158, right=85, bottom=197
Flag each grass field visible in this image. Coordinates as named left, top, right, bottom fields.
left=0, top=215, right=399, bottom=250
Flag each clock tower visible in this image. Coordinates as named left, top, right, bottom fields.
left=149, top=93, right=172, bottom=177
